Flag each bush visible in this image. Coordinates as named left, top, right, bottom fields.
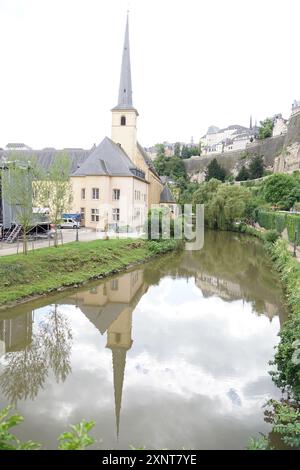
left=265, top=400, right=300, bottom=448
left=264, top=229, right=280, bottom=244
left=263, top=174, right=299, bottom=209
left=0, top=406, right=96, bottom=450
left=255, top=210, right=300, bottom=245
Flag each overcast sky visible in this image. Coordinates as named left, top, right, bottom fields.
left=0, top=0, right=299, bottom=149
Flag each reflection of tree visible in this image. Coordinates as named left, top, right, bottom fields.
left=0, top=337, right=47, bottom=403
left=0, top=306, right=73, bottom=403
left=144, top=230, right=285, bottom=313
left=41, top=306, right=73, bottom=382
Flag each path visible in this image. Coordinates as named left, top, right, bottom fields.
left=0, top=228, right=99, bottom=256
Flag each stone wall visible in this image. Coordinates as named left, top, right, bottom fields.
left=185, top=112, right=300, bottom=179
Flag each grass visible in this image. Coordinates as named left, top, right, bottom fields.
left=0, top=238, right=180, bottom=307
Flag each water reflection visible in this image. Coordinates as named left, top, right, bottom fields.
left=0, top=231, right=287, bottom=449
left=68, top=269, right=146, bottom=437
left=0, top=306, right=72, bottom=402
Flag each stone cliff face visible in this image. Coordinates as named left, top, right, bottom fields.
left=184, top=113, right=300, bottom=181
left=274, top=112, right=300, bottom=173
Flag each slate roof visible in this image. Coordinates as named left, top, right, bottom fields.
left=112, top=14, right=135, bottom=111
left=160, top=184, right=175, bottom=203
left=0, top=147, right=91, bottom=173
left=137, top=142, right=160, bottom=178
left=72, top=137, right=145, bottom=180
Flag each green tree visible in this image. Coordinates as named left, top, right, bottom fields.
left=262, top=173, right=299, bottom=209
left=167, top=156, right=186, bottom=180
left=180, top=145, right=199, bottom=159
left=236, top=166, right=250, bottom=181
left=155, top=143, right=165, bottom=157
left=205, top=158, right=226, bottom=182
left=174, top=142, right=181, bottom=158
left=2, top=155, right=42, bottom=255
left=258, top=118, right=274, bottom=139
left=153, top=155, right=186, bottom=181
left=249, top=155, right=264, bottom=179
left=192, top=178, right=222, bottom=205
left=181, top=145, right=190, bottom=159
left=38, top=153, right=72, bottom=247
left=207, top=184, right=251, bottom=229
left=153, top=154, right=167, bottom=175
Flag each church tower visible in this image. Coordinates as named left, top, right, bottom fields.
left=111, top=14, right=139, bottom=164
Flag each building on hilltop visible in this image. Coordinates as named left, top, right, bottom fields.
left=291, top=100, right=300, bottom=116
left=200, top=120, right=259, bottom=155
left=272, top=113, right=288, bottom=137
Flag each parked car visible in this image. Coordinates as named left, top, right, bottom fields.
left=57, top=218, right=80, bottom=229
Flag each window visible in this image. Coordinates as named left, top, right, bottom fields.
left=111, top=279, right=119, bottom=290
left=80, top=207, right=85, bottom=221
left=92, top=188, right=99, bottom=200
left=134, top=208, right=141, bottom=219
left=134, top=190, right=141, bottom=200
left=113, top=189, right=120, bottom=200
left=91, top=208, right=99, bottom=222
left=144, top=194, right=146, bottom=202
left=112, top=208, right=120, bottom=222
left=121, top=116, right=126, bottom=126
left=115, top=333, right=121, bottom=344
left=81, top=188, right=86, bottom=200
left=89, top=287, right=97, bottom=294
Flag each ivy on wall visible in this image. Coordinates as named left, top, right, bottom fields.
left=256, top=210, right=300, bottom=245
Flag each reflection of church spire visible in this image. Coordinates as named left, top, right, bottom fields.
left=106, top=307, right=134, bottom=439
left=111, top=348, right=127, bottom=438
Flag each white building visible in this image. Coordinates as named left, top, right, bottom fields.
left=200, top=121, right=258, bottom=155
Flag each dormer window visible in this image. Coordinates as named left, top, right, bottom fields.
left=121, top=116, right=126, bottom=126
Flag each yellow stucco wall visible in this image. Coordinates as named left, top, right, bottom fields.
left=71, top=174, right=148, bottom=230
left=111, top=109, right=138, bottom=164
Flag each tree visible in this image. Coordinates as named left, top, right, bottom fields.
left=263, top=173, right=299, bottom=209
left=205, top=158, right=226, bottom=182
left=181, top=145, right=190, bottom=159
left=180, top=145, right=199, bottom=159
left=249, top=155, right=264, bottom=179
left=206, top=184, right=251, bottom=229
left=153, top=154, right=186, bottom=181
left=192, top=178, right=222, bottom=205
left=0, top=306, right=72, bottom=403
left=174, top=142, right=181, bottom=158
left=38, top=153, right=72, bottom=247
left=153, top=154, right=167, bottom=175
left=155, top=143, right=165, bottom=158
left=167, top=156, right=186, bottom=180
left=2, top=155, right=42, bottom=254
left=258, top=118, right=274, bottom=140
left=236, top=166, right=250, bottom=181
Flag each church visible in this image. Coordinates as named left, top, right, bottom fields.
left=70, top=14, right=168, bottom=231
left=0, top=15, right=175, bottom=233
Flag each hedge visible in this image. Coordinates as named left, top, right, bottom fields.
left=256, top=210, right=300, bottom=245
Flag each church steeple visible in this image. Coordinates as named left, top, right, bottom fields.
left=116, top=14, right=133, bottom=109
left=111, top=13, right=138, bottom=162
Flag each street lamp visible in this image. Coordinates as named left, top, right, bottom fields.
left=293, top=228, right=298, bottom=257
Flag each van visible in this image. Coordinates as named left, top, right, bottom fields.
left=58, top=218, right=80, bottom=229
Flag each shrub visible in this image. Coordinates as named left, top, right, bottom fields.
left=0, top=406, right=96, bottom=450
left=264, top=230, right=280, bottom=244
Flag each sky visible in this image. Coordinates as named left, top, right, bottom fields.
left=0, top=0, right=299, bottom=149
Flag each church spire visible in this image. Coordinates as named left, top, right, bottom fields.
left=116, top=14, right=133, bottom=108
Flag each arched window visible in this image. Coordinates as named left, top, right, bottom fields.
left=121, top=115, right=126, bottom=126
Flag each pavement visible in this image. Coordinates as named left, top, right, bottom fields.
left=0, top=228, right=99, bottom=256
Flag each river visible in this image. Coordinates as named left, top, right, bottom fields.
left=0, top=230, right=287, bottom=449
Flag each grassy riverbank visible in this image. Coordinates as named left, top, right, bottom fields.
left=0, top=238, right=180, bottom=308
